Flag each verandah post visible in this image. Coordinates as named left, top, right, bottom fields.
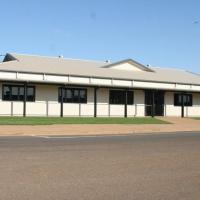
left=181, top=93, right=184, bottom=118
left=60, top=87, right=64, bottom=117
left=124, top=89, right=128, bottom=118
left=94, top=87, right=98, bottom=117
left=151, top=90, right=155, bottom=118
left=23, top=82, right=27, bottom=117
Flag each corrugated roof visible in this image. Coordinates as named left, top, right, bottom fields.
left=0, top=53, right=200, bottom=85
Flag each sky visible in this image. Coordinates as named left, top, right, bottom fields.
left=0, top=0, right=200, bottom=73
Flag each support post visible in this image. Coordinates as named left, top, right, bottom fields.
left=151, top=91, right=155, bottom=118
left=11, top=101, right=13, bottom=116
left=181, top=93, right=184, bottom=118
left=163, top=91, right=166, bottom=117
left=23, top=82, right=27, bottom=117
left=60, top=87, right=64, bottom=117
left=46, top=101, right=49, bottom=117
left=94, top=87, right=98, bottom=117
left=124, top=90, right=128, bottom=118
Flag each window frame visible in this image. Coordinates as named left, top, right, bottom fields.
left=58, top=87, right=87, bottom=104
left=174, top=93, right=193, bottom=107
left=109, top=90, right=134, bottom=105
left=2, top=84, right=35, bottom=102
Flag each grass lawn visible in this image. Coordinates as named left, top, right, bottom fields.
left=192, top=118, right=200, bottom=120
left=0, top=117, right=169, bottom=125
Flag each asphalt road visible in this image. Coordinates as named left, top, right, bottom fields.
left=0, top=132, right=200, bottom=200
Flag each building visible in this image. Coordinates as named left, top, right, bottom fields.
left=0, top=53, right=200, bottom=118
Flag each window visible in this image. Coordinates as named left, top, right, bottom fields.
left=127, top=91, right=134, bottom=104
left=174, top=93, right=192, bottom=106
left=109, top=90, right=134, bottom=105
left=2, top=85, right=35, bottom=102
left=19, top=87, right=25, bottom=101
left=3, top=86, right=11, bottom=100
left=65, top=89, right=73, bottom=103
left=12, top=86, right=18, bottom=101
left=58, top=88, right=87, bottom=103
left=27, top=87, right=35, bottom=101
left=73, top=89, right=80, bottom=103
left=80, top=89, right=87, bottom=103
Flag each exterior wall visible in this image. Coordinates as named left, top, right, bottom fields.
left=134, top=90, right=145, bottom=117
left=165, top=92, right=200, bottom=117
left=27, top=84, right=59, bottom=116
left=63, top=87, right=94, bottom=117
left=0, top=83, right=13, bottom=116
left=97, top=88, right=109, bottom=116
left=165, top=92, right=182, bottom=117
left=0, top=83, right=95, bottom=117
left=31, top=85, right=95, bottom=117
left=96, top=89, right=145, bottom=117
left=0, top=81, right=199, bottom=117
left=185, top=93, right=200, bottom=117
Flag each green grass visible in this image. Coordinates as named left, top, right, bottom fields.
left=192, top=118, right=200, bottom=120
left=0, top=117, right=169, bottom=125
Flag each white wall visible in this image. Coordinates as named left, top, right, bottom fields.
left=0, top=83, right=146, bottom=117
left=81, top=87, right=94, bottom=116
left=34, top=85, right=95, bottom=117
left=0, top=83, right=12, bottom=116
left=27, top=84, right=59, bottom=116
left=165, top=92, right=182, bottom=117
left=165, top=92, right=200, bottom=117
left=96, top=89, right=145, bottom=117
left=185, top=93, right=200, bottom=117
left=96, top=88, right=109, bottom=116
left=0, top=82, right=199, bottom=117
left=134, top=90, right=145, bottom=117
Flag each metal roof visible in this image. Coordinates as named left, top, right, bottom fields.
left=0, top=53, right=200, bottom=85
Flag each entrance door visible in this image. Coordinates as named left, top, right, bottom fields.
left=145, top=91, right=164, bottom=116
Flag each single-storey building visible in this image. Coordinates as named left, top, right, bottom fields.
left=0, top=53, right=200, bottom=118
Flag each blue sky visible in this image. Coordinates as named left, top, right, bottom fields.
left=0, top=0, right=200, bottom=73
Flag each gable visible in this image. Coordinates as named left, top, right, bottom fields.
left=109, top=62, right=144, bottom=71
left=102, top=59, right=154, bottom=72
left=3, top=53, right=18, bottom=62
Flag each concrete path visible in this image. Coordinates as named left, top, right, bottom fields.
left=0, top=117, right=199, bottom=136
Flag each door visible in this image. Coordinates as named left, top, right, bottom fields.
left=145, top=91, right=164, bottom=116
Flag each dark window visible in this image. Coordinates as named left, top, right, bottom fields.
left=79, top=89, right=87, bottom=103
left=27, top=87, right=35, bottom=101
left=109, top=90, right=134, bottom=105
left=19, top=87, right=24, bottom=101
left=73, top=89, right=80, bottom=103
left=174, top=93, right=193, bottom=106
left=127, top=91, right=134, bottom=104
left=3, top=86, right=11, bottom=100
left=58, top=88, right=87, bottom=103
left=65, top=89, right=73, bottom=102
left=12, top=86, right=18, bottom=101
left=2, top=85, right=35, bottom=102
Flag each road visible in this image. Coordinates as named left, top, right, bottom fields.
left=0, top=132, right=200, bottom=200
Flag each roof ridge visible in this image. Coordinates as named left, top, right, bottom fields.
left=186, top=70, right=200, bottom=76
left=9, top=52, right=107, bottom=64
left=152, top=66, right=187, bottom=71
